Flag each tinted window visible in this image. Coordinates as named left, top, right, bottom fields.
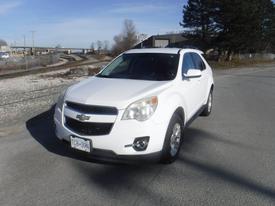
left=191, top=53, right=206, bottom=70
left=97, top=53, right=179, bottom=81
left=182, top=53, right=196, bottom=75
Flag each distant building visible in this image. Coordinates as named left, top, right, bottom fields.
left=134, top=33, right=188, bottom=49
left=0, top=45, right=11, bottom=52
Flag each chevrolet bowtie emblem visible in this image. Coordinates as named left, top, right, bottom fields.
left=76, top=114, right=90, bottom=121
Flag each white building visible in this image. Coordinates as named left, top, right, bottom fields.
left=0, top=45, right=11, bottom=52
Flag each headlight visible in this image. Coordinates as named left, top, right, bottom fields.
left=122, top=96, right=158, bottom=121
left=56, top=90, right=66, bottom=110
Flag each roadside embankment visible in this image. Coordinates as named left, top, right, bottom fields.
left=0, top=60, right=106, bottom=128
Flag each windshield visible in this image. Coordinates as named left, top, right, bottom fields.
left=97, top=53, right=179, bottom=81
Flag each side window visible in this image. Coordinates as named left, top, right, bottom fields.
left=182, top=53, right=196, bottom=75
left=191, top=53, right=206, bottom=71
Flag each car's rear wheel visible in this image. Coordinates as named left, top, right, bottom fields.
left=201, top=90, right=213, bottom=116
left=160, top=114, right=183, bottom=164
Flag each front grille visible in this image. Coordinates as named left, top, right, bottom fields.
left=66, top=101, right=118, bottom=115
left=65, top=116, right=113, bottom=136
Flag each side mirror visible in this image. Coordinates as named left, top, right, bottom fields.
left=183, top=69, right=202, bottom=78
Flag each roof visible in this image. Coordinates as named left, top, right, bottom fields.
left=125, top=48, right=180, bottom=54
left=153, top=33, right=187, bottom=41
left=125, top=48, right=203, bottom=55
left=134, top=33, right=188, bottom=49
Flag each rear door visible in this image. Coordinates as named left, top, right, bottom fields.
left=190, top=52, right=209, bottom=105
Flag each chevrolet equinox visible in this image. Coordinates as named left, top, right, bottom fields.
left=54, top=48, right=214, bottom=163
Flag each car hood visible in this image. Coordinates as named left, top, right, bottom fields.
left=66, top=76, right=173, bottom=109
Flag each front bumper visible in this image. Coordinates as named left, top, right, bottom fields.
left=54, top=106, right=167, bottom=157
left=62, top=139, right=161, bottom=163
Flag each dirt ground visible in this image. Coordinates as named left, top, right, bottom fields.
left=0, top=63, right=104, bottom=128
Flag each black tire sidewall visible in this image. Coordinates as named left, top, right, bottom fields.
left=201, top=90, right=213, bottom=116
left=160, top=114, right=183, bottom=163
left=207, top=91, right=213, bottom=113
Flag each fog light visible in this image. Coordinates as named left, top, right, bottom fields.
left=133, top=136, right=150, bottom=151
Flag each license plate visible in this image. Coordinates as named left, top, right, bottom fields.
left=70, top=136, right=91, bottom=153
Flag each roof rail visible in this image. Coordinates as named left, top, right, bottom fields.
left=166, top=45, right=201, bottom=52
left=181, top=45, right=199, bottom=50
left=177, top=47, right=204, bottom=55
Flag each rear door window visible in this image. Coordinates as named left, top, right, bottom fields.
left=191, top=53, right=206, bottom=70
left=182, top=53, right=196, bottom=75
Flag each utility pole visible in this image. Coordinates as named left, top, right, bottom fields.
left=14, top=41, right=17, bottom=55
left=23, top=34, right=28, bottom=69
left=30, top=30, right=36, bottom=55
left=23, top=35, right=26, bottom=47
left=23, top=35, right=26, bottom=54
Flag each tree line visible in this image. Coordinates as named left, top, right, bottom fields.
left=181, top=0, right=275, bottom=60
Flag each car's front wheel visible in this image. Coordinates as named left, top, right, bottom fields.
left=160, top=114, right=183, bottom=164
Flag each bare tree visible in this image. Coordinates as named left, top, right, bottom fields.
left=103, top=40, right=109, bottom=52
left=55, top=44, right=62, bottom=48
left=112, top=19, right=139, bottom=55
left=90, top=42, right=95, bottom=50
left=0, top=39, right=8, bottom=47
left=138, top=33, right=148, bottom=42
left=96, top=40, right=103, bottom=53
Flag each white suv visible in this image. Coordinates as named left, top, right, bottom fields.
left=54, top=48, right=214, bottom=163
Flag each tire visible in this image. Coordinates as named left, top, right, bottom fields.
left=201, top=90, right=213, bottom=117
left=160, top=114, right=184, bottom=164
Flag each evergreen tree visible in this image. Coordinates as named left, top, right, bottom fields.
left=181, top=0, right=275, bottom=57
left=180, top=0, right=216, bottom=48
left=271, top=4, right=275, bottom=52
left=214, top=0, right=263, bottom=55
left=259, top=0, right=275, bottom=51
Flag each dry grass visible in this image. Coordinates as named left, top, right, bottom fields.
left=92, top=54, right=109, bottom=60
left=209, top=59, right=275, bottom=69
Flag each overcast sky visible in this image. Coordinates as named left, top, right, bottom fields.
left=0, top=0, right=185, bottom=48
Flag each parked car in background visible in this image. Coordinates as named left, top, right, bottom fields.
left=54, top=48, right=214, bottom=163
left=0, top=52, right=10, bottom=59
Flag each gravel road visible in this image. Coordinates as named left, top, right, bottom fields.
left=0, top=64, right=275, bottom=206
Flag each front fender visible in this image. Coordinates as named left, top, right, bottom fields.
left=152, top=92, right=187, bottom=129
